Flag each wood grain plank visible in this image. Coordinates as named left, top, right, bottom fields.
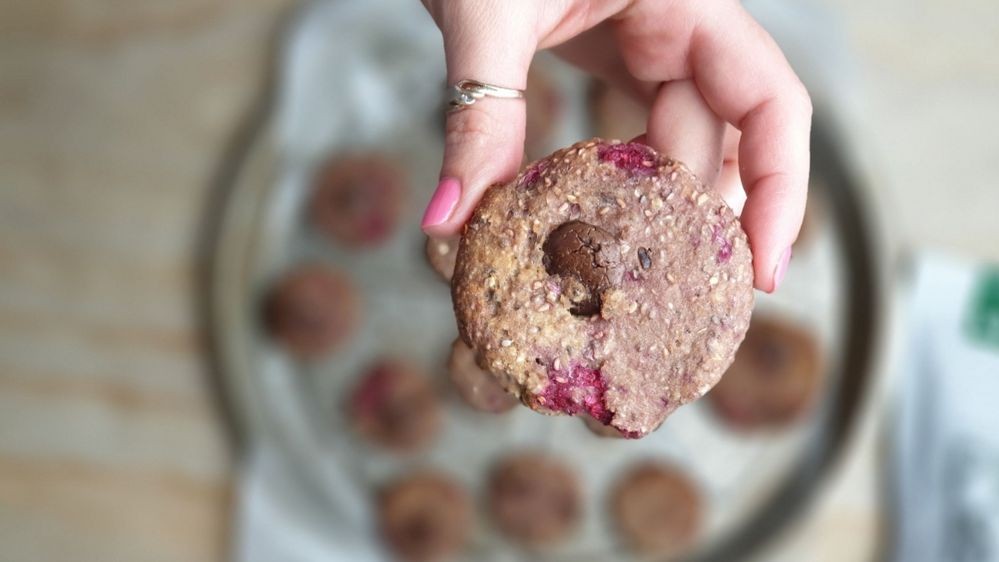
left=0, top=456, right=231, bottom=562
left=0, top=0, right=292, bottom=559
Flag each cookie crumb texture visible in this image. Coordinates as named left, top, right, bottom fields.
left=448, top=339, right=519, bottom=414
left=378, top=472, right=471, bottom=562
left=452, top=138, right=754, bottom=437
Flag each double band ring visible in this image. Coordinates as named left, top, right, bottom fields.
left=448, top=79, right=526, bottom=112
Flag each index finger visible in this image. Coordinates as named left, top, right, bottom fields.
left=688, top=3, right=812, bottom=292
left=619, top=1, right=812, bottom=291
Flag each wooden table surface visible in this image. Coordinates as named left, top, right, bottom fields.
left=0, top=2, right=291, bottom=560
left=0, top=1, right=995, bottom=560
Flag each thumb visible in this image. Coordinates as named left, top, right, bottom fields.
left=421, top=5, right=535, bottom=236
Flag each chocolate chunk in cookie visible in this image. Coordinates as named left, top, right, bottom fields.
left=542, top=221, right=624, bottom=316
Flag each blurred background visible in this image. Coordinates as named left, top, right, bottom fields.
left=1, top=0, right=997, bottom=561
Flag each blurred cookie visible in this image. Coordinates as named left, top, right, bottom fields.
left=708, top=316, right=822, bottom=429
left=425, top=235, right=459, bottom=282
left=487, top=452, right=581, bottom=546
left=348, top=360, right=441, bottom=452
left=452, top=139, right=754, bottom=437
left=610, top=462, right=702, bottom=556
left=378, top=472, right=472, bottom=562
left=448, top=339, right=518, bottom=414
left=262, top=265, right=359, bottom=359
left=589, top=81, right=648, bottom=141
left=309, top=154, right=403, bottom=248
left=524, top=65, right=564, bottom=159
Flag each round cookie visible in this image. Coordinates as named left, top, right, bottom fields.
left=262, top=265, right=359, bottom=359
left=589, top=81, right=648, bottom=142
left=425, top=235, right=459, bottom=282
left=610, top=462, right=702, bottom=556
left=487, top=452, right=581, bottom=546
left=309, top=154, right=403, bottom=248
left=448, top=339, right=518, bottom=414
left=452, top=138, right=754, bottom=437
left=378, top=472, right=472, bottom=562
left=708, top=316, right=822, bottom=429
left=347, top=360, right=441, bottom=452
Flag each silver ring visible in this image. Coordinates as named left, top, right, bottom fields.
left=448, top=79, right=525, bottom=112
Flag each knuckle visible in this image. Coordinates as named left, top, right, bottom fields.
left=444, top=107, right=498, bottom=150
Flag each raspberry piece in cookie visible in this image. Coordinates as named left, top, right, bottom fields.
left=378, top=472, right=471, bottom=562
left=452, top=138, right=754, bottom=437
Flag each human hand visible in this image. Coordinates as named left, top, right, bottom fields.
left=419, top=0, right=811, bottom=293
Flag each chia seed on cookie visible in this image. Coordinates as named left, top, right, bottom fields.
left=448, top=339, right=518, bottom=414
left=262, top=265, right=359, bottom=360
left=708, top=316, right=822, bottom=429
left=487, top=452, right=581, bottom=546
left=452, top=138, right=754, bottom=437
left=610, top=462, right=702, bottom=556
left=347, top=360, right=441, bottom=452
left=378, top=472, right=471, bottom=562
left=309, top=154, right=403, bottom=248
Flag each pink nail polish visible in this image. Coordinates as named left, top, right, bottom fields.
left=772, top=246, right=792, bottom=292
left=422, top=177, right=461, bottom=229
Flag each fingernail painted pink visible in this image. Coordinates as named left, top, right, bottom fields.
left=772, top=246, right=792, bottom=292
left=421, top=178, right=461, bottom=228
